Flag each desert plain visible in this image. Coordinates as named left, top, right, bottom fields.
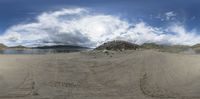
left=0, top=50, right=200, bottom=99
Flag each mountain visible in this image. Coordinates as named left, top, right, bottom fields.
left=9, top=45, right=28, bottom=49
left=0, top=43, right=7, bottom=49
left=141, top=43, right=191, bottom=53
left=95, top=40, right=139, bottom=50
left=34, top=45, right=89, bottom=49
left=141, top=43, right=165, bottom=49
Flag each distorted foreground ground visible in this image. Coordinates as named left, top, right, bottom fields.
left=0, top=50, right=200, bottom=99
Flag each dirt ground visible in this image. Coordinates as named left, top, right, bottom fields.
left=0, top=50, right=200, bottom=99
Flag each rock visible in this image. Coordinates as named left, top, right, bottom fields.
left=102, top=49, right=109, bottom=55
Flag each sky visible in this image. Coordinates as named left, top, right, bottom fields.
left=1, top=0, right=200, bottom=47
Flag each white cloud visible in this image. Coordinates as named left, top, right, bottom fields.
left=155, top=11, right=176, bottom=21
left=0, top=8, right=200, bottom=47
left=165, top=11, right=176, bottom=20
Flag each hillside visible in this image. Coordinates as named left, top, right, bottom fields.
left=95, top=40, right=139, bottom=50
left=0, top=43, right=7, bottom=49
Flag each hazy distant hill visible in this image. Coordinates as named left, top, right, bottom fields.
left=0, top=44, right=28, bottom=50
left=141, top=43, right=190, bottom=53
left=34, top=45, right=89, bottom=49
left=9, top=45, right=28, bottom=49
left=160, top=45, right=190, bottom=53
left=141, top=43, right=165, bottom=49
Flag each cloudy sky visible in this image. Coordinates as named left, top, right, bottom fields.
left=0, top=0, right=200, bottom=47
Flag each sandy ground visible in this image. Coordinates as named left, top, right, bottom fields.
left=0, top=50, right=200, bottom=99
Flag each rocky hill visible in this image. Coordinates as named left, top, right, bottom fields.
left=95, top=40, right=139, bottom=51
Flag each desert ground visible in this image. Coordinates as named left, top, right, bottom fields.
left=0, top=50, right=200, bottom=99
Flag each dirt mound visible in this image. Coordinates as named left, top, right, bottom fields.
left=95, top=40, right=139, bottom=50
